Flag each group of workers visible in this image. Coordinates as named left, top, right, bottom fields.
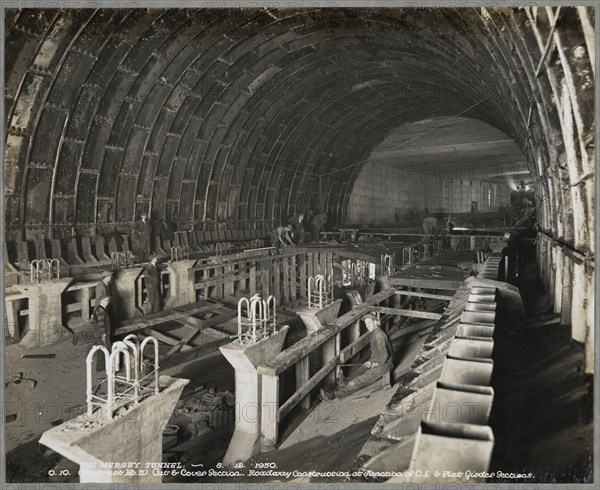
left=272, top=212, right=328, bottom=248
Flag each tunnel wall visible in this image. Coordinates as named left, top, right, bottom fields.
left=3, top=7, right=595, bottom=370
left=346, top=160, right=510, bottom=225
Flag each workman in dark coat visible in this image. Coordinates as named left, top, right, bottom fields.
left=95, top=271, right=113, bottom=303
left=91, top=295, right=113, bottom=351
left=143, top=255, right=162, bottom=314
left=132, top=212, right=151, bottom=261
left=288, top=213, right=305, bottom=243
left=311, top=212, right=327, bottom=242
left=422, top=216, right=439, bottom=244
left=320, top=313, right=394, bottom=400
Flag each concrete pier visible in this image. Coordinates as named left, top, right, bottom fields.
left=164, top=259, right=197, bottom=308
left=296, top=299, right=342, bottom=334
left=112, top=267, right=143, bottom=319
left=40, top=376, right=188, bottom=483
left=219, top=326, right=289, bottom=465
left=14, top=278, right=73, bottom=347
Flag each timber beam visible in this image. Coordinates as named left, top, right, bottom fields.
left=368, top=306, right=443, bottom=320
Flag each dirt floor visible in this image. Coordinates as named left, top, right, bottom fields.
left=5, top=334, right=91, bottom=481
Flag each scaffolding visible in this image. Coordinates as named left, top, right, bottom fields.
left=86, top=335, right=160, bottom=420
left=235, top=294, right=278, bottom=344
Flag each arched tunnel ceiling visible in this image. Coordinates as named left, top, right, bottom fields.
left=3, top=7, right=595, bottom=254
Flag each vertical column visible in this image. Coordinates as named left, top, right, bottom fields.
left=307, top=252, right=314, bottom=280
left=273, top=257, right=281, bottom=301
left=224, top=260, right=234, bottom=297
left=249, top=261, right=257, bottom=293
left=80, top=285, right=91, bottom=320
left=5, top=295, right=24, bottom=338
left=290, top=254, right=297, bottom=303
left=260, top=373, right=280, bottom=450
left=164, top=259, right=198, bottom=308
left=220, top=325, right=288, bottom=463
left=112, top=267, right=144, bottom=320
left=322, top=333, right=339, bottom=387
left=283, top=255, right=290, bottom=304
left=296, top=356, right=310, bottom=409
left=299, top=254, right=307, bottom=298
left=14, top=278, right=73, bottom=347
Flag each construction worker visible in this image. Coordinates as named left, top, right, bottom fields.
left=132, top=212, right=151, bottom=261
left=422, top=215, right=439, bottom=244
left=95, top=271, right=113, bottom=303
left=143, top=255, right=162, bottom=313
left=271, top=224, right=294, bottom=248
left=288, top=213, right=305, bottom=243
left=320, top=313, right=393, bottom=400
left=91, top=295, right=112, bottom=351
left=311, top=212, right=327, bottom=242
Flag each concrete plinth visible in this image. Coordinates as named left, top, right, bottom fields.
left=164, top=259, right=197, bottom=308
left=219, top=326, right=289, bottom=465
left=297, top=299, right=342, bottom=333
left=14, top=278, right=72, bottom=347
left=40, top=376, right=188, bottom=483
left=112, top=267, right=143, bottom=319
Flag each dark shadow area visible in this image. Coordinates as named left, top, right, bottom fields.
left=488, top=238, right=593, bottom=483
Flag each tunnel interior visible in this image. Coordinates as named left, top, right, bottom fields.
left=4, top=6, right=595, bottom=366
left=2, top=5, right=596, bottom=483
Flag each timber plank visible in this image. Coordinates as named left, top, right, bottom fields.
left=395, top=290, right=454, bottom=301
left=369, top=306, right=443, bottom=320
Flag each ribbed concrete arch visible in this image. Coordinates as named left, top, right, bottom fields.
left=4, top=7, right=594, bottom=264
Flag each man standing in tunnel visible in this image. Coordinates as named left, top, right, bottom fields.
left=95, top=271, right=113, bottom=304
left=91, top=295, right=113, bottom=351
left=143, top=255, right=162, bottom=314
left=132, top=212, right=151, bottom=262
left=422, top=214, right=439, bottom=245
left=311, top=212, right=327, bottom=242
left=288, top=213, right=305, bottom=243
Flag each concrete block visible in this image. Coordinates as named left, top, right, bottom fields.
left=465, top=302, right=496, bottom=312
left=296, top=299, right=342, bottom=333
left=14, top=278, right=73, bottom=347
left=440, top=357, right=494, bottom=386
left=428, top=383, right=494, bottom=425
left=408, top=421, right=494, bottom=481
left=164, top=259, right=197, bottom=308
left=456, top=323, right=495, bottom=338
left=40, top=376, right=189, bottom=483
left=460, top=310, right=495, bottom=325
left=448, top=337, right=494, bottom=359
